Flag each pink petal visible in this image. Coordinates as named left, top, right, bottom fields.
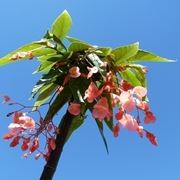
left=133, top=86, right=147, bottom=98
left=122, top=98, right=136, bottom=112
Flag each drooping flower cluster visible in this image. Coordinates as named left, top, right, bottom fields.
left=2, top=97, right=59, bottom=160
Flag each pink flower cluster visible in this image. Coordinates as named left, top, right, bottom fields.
left=66, top=64, right=157, bottom=146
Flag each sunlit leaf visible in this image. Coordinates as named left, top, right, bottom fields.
left=43, top=85, right=71, bottom=123
left=33, top=83, right=57, bottom=109
left=68, top=42, right=92, bottom=52
left=112, top=42, right=139, bottom=65
left=120, top=68, right=142, bottom=86
left=51, top=10, right=72, bottom=40
left=0, top=42, right=56, bottom=67
left=128, top=49, right=174, bottom=63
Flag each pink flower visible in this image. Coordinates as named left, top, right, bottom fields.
left=69, top=66, right=81, bottom=78
left=119, top=114, right=138, bottom=131
left=119, top=91, right=131, bottom=104
left=133, top=86, right=147, bottom=99
left=146, top=131, right=158, bottom=146
left=111, top=93, right=120, bottom=107
left=92, top=97, right=112, bottom=121
left=115, top=108, right=124, bottom=120
left=8, top=123, right=23, bottom=135
left=68, top=103, right=81, bottom=116
left=144, top=111, right=156, bottom=124
left=103, top=71, right=115, bottom=92
left=13, top=112, right=23, bottom=123
left=84, top=82, right=102, bottom=103
left=123, top=98, right=136, bottom=112
left=136, top=100, right=149, bottom=111
left=87, top=66, right=98, bottom=79
left=119, top=91, right=136, bottom=112
left=30, top=138, right=39, bottom=153
left=2, top=95, right=11, bottom=103
left=121, top=80, right=133, bottom=91
left=19, top=115, right=35, bottom=129
left=8, top=112, right=35, bottom=135
left=113, top=124, right=120, bottom=137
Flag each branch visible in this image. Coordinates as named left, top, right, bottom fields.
left=40, top=110, right=74, bottom=180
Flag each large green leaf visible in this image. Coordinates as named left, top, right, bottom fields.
left=112, top=42, right=139, bottom=65
left=0, top=42, right=56, bottom=67
left=120, top=68, right=142, bottom=86
left=68, top=42, right=93, bottom=52
left=34, top=54, right=64, bottom=73
left=51, top=10, right=72, bottom=40
left=33, top=83, right=57, bottom=109
left=128, top=49, right=174, bottom=63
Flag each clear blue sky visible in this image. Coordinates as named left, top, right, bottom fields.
left=0, top=0, right=180, bottom=180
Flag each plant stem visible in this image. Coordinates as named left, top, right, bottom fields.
left=39, top=111, right=74, bottom=180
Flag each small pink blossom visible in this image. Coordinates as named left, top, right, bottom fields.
left=133, top=86, right=147, bottom=99
left=136, top=100, right=149, bottom=111
left=111, top=93, right=120, bottom=107
left=92, top=97, right=111, bottom=121
left=103, top=71, right=115, bottom=92
left=144, top=111, right=156, bottom=124
left=8, top=113, right=35, bottom=135
left=84, top=82, right=102, bottom=103
left=119, top=114, right=138, bottom=131
left=121, top=80, right=133, bottom=91
left=2, top=95, right=11, bottom=103
left=119, top=91, right=131, bottom=104
left=87, top=66, right=98, bottom=79
left=68, top=103, right=81, bottom=116
left=123, top=98, right=136, bottom=112
left=115, top=108, right=124, bottom=120
left=146, top=131, right=158, bottom=146
left=113, top=124, right=120, bottom=137
left=119, top=91, right=136, bottom=112
left=69, top=66, right=81, bottom=78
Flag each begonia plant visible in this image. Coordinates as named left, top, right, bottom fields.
left=0, top=10, right=173, bottom=180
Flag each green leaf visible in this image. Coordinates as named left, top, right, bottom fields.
left=112, top=42, right=139, bottom=65
left=0, top=42, right=56, bottom=67
left=33, top=83, right=57, bottom=109
left=68, top=42, right=92, bottom=52
left=66, top=36, right=88, bottom=44
left=43, top=85, right=71, bottom=123
left=127, top=49, right=174, bottom=63
left=95, top=120, right=109, bottom=153
left=51, top=10, right=72, bottom=40
left=69, top=77, right=90, bottom=103
left=128, top=64, right=147, bottom=87
left=120, top=68, right=142, bottom=86
left=96, top=47, right=112, bottom=57
left=66, top=115, right=85, bottom=141
left=34, top=54, right=64, bottom=73
left=103, top=94, right=113, bottom=131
